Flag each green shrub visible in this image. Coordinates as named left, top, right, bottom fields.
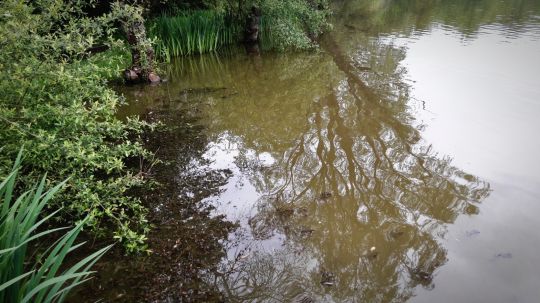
left=0, top=151, right=112, bottom=303
left=0, top=0, right=152, bottom=252
left=257, top=0, right=331, bottom=50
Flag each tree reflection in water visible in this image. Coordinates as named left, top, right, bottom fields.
left=114, top=4, right=496, bottom=298
left=78, top=0, right=539, bottom=300
left=192, top=26, right=491, bottom=303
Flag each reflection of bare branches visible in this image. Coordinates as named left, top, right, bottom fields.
left=210, top=34, right=490, bottom=302
left=213, top=250, right=316, bottom=302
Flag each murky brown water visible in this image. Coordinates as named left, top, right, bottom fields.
left=82, top=0, right=540, bottom=302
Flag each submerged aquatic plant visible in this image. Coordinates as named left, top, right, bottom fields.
left=150, top=10, right=242, bottom=59
left=0, top=151, right=112, bottom=303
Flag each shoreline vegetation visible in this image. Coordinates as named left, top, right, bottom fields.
left=149, top=0, right=330, bottom=60
left=0, top=151, right=112, bottom=303
left=3, top=0, right=535, bottom=301
left=0, top=0, right=330, bottom=300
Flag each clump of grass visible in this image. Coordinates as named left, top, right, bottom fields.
left=0, top=151, right=112, bottom=303
left=259, top=15, right=277, bottom=51
left=150, top=10, right=242, bottom=60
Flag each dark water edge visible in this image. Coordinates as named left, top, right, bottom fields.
left=69, top=91, right=238, bottom=302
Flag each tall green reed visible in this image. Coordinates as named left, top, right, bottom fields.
left=150, top=10, right=243, bottom=60
left=0, top=150, right=112, bottom=303
left=259, top=15, right=277, bottom=51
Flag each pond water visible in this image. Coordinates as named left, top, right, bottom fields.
left=96, top=0, right=540, bottom=302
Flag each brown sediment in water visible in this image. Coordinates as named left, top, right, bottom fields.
left=70, top=98, right=237, bottom=303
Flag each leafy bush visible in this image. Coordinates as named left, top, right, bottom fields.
left=0, top=151, right=112, bottom=303
left=0, top=0, right=152, bottom=252
left=257, top=0, right=331, bottom=50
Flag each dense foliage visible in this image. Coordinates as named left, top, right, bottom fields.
left=0, top=0, right=329, bottom=252
left=149, top=0, right=330, bottom=56
left=0, top=152, right=111, bottom=303
left=0, top=0, right=152, bottom=253
left=257, top=0, right=330, bottom=50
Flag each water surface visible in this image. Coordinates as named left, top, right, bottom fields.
left=113, top=0, right=540, bottom=302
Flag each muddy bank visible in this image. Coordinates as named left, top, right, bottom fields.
left=71, top=88, right=237, bottom=302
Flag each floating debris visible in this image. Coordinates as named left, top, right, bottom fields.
left=320, top=269, right=335, bottom=287
left=409, top=268, right=433, bottom=285
left=238, top=252, right=251, bottom=260
left=300, top=228, right=315, bottom=238
left=320, top=192, right=332, bottom=200
left=363, top=246, right=378, bottom=259
left=465, top=229, right=481, bottom=237
left=495, top=252, right=513, bottom=259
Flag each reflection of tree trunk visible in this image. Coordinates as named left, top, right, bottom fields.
left=245, top=6, right=261, bottom=44
left=319, top=35, right=379, bottom=101
left=320, top=34, right=426, bottom=168
left=123, top=20, right=160, bottom=83
left=245, top=42, right=261, bottom=56
left=320, top=35, right=410, bottom=137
